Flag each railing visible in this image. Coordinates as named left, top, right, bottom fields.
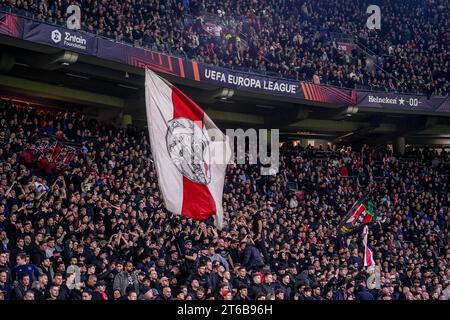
left=330, top=32, right=355, bottom=44
left=331, top=32, right=402, bottom=85
left=355, top=41, right=402, bottom=84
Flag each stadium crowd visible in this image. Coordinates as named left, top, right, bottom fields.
left=0, top=100, right=449, bottom=301
left=1, top=0, right=449, bottom=96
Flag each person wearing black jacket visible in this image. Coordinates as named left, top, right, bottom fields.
left=0, top=252, right=11, bottom=284
left=156, top=286, right=172, bottom=300
left=186, top=264, right=211, bottom=293
left=52, top=273, right=75, bottom=300
left=262, top=273, right=278, bottom=295
left=10, top=237, right=26, bottom=265
left=3, top=215, right=20, bottom=248
left=0, top=269, right=11, bottom=300
left=38, top=258, right=54, bottom=284
left=355, top=282, right=374, bottom=300
left=249, top=272, right=266, bottom=299
left=92, top=280, right=109, bottom=300
left=299, top=286, right=314, bottom=300
left=207, top=260, right=221, bottom=294
left=182, top=241, right=198, bottom=274
left=240, top=240, right=264, bottom=270
left=280, top=274, right=293, bottom=299
left=12, top=273, right=30, bottom=300
left=30, top=237, right=47, bottom=267
left=311, top=284, right=324, bottom=300
left=234, top=285, right=250, bottom=300
left=32, top=273, right=49, bottom=300
left=231, top=266, right=251, bottom=290
left=250, top=205, right=268, bottom=261
left=401, top=269, right=414, bottom=288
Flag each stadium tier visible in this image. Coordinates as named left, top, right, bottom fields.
left=0, top=99, right=449, bottom=301
left=0, top=0, right=449, bottom=304
left=1, top=0, right=449, bottom=96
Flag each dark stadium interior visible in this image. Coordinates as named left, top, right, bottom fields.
left=0, top=0, right=449, bottom=302
left=1, top=40, right=449, bottom=147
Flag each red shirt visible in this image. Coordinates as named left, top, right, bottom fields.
left=340, top=166, right=349, bottom=177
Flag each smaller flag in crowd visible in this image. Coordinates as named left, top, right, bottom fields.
left=339, top=193, right=376, bottom=235
left=22, top=134, right=79, bottom=173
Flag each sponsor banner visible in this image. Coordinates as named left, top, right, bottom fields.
left=3, top=12, right=448, bottom=113
left=435, top=99, right=450, bottom=113
left=0, top=12, right=23, bottom=38
left=358, top=92, right=449, bottom=113
left=96, top=37, right=127, bottom=64
left=301, top=82, right=356, bottom=105
left=125, top=46, right=184, bottom=78
left=23, top=20, right=97, bottom=55
left=197, top=64, right=357, bottom=105
left=198, top=64, right=302, bottom=98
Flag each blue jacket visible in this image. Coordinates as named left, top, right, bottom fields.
left=355, top=288, right=374, bottom=300
left=12, top=264, right=41, bottom=282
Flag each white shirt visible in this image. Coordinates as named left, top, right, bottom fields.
left=35, top=182, right=49, bottom=194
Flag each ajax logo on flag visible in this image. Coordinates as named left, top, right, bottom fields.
left=166, top=117, right=211, bottom=185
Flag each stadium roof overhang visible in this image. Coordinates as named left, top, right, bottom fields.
left=0, top=36, right=449, bottom=147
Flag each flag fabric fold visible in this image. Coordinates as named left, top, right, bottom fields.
left=362, top=225, right=375, bottom=267
left=144, top=68, right=231, bottom=229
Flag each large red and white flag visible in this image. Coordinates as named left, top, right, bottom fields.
left=362, top=225, right=375, bottom=267
left=145, top=68, right=231, bottom=229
